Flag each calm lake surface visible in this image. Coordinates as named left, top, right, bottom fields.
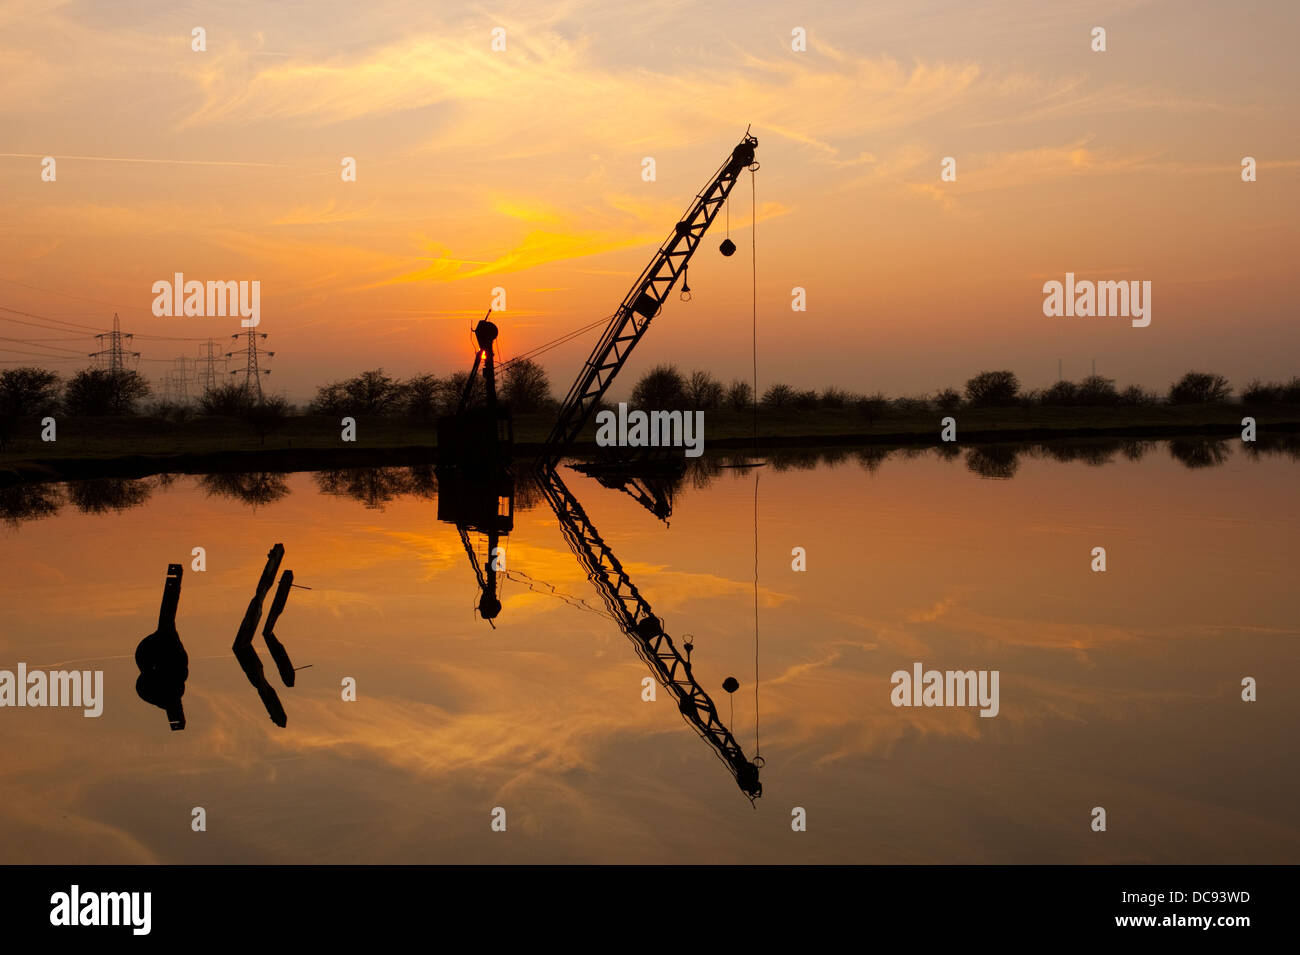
left=1, top=440, right=1297, bottom=863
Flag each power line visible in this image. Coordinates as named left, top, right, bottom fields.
left=0, top=335, right=88, bottom=355
left=0, top=304, right=106, bottom=334
left=0, top=303, right=208, bottom=342
left=4, top=335, right=88, bottom=342
left=0, top=347, right=87, bottom=360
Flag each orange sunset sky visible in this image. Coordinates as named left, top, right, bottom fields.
left=0, top=0, right=1296, bottom=402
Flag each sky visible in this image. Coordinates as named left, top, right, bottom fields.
left=0, top=0, right=1296, bottom=403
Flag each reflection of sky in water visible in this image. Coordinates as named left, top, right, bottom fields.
left=1, top=444, right=1296, bottom=863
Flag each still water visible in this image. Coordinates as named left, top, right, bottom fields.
left=1, top=439, right=1296, bottom=863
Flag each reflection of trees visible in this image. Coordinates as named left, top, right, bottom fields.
left=819, top=447, right=852, bottom=467
left=686, top=455, right=724, bottom=489
left=0, top=483, right=64, bottom=528
left=199, top=471, right=291, bottom=507
left=965, top=445, right=1020, bottom=479
left=1242, top=433, right=1300, bottom=463
left=513, top=469, right=543, bottom=511
left=1120, top=440, right=1155, bottom=461
left=767, top=449, right=821, bottom=472
left=854, top=446, right=891, bottom=473
left=1168, top=439, right=1231, bottom=469
left=1, top=431, right=1268, bottom=536
left=300, top=435, right=1262, bottom=513
left=1032, top=442, right=1118, bottom=467
left=404, top=465, right=439, bottom=500
left=310, top=465, right=546, bottom=512
left=66, top=477, right=153, bottom=514
left=314, top=467, right=419, bottom=509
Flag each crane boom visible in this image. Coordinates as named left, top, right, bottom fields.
left=537, top=466, right=762, bottom=799
left=540, top=132, right=757, bottom=468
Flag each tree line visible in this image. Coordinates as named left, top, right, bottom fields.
left=606, top=365, right=1300, bottom=416
left=1, top=360, right=1297, bottom=424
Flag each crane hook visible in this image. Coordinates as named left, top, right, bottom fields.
left=680, top=267, right=692, bottom=302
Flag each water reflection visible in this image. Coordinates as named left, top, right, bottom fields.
left=315, top=466, right=436, bottom=509
left=132, top=544, right=308, bottom=731
left=427, top=442, right=761, bottom=794
left=537, top=465, right=764, bottom=800
left=1168, top=438, right=1232, bottom=469
left=965, top=445, right=1020, bottom=480
left=2, top=435, right=1296, bottom=862
left=134, top=563, right=188, bottom=731
left=199, top=471, right=291, bottom=507
left=66, top=477, right=153, bottom=514
left=231, top=544, right=289, bottom=727
left=262, top=569, right=304, bottom=687
left=571, top=457, right=683, bottom=521
left=0, top=482, right=62, bottom=527
left=436, top=467, right=514, bottom=622
left=2, top=435, right=1298, bottom=530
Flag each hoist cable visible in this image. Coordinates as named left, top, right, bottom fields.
left=751, top=164, right=761, bottom=758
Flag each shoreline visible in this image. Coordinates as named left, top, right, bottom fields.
left=2, top=414, right=1296, bottom=488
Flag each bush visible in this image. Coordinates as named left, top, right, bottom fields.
left=631, top=364, right=687, bottom=408
left=964, top=370, right=1019, bottom=406
left=0, top=367, right=61, bottom=416
left=402, top=374, right=442, bottom=421
left=146, top=399, right=195, bottom=423
left=1040, top=380, right=1078, bottom=405
left=761, top=383, right=796, bottom=408
left=890, top=396, right=932, bottom=415
left=854, top=392, right=889, bottom=423
left=1242, top=377, right=1300, bottom=403
left=1118, top=384, right=1159, bottom=406
left=792, top=389, right=819, bottom=410
left=64, top=368, right=151, bottom=415
left=502, top=358, right=553, bottom=412
left=685, top=370, right=724, bottom=410
left=724, top=379, right=753, bottom=411
left=819, top=387, right=851, bottom=409
left=308, top=381, right=347, bottom=416
left=346, top=369, right=403, bottom=414
left=934, top=387, right=962, bottom=411
left=1076, top=374, right=1120, bottom=405
left=309, top=370, right=402, bottom=416
left=1168, top=371, right=1231, bottom=404
left=442, top=370, right=483, bottom=412
left=200, top=383, right=256, bottom=415
left=242, top=395, right=291, bottom=444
